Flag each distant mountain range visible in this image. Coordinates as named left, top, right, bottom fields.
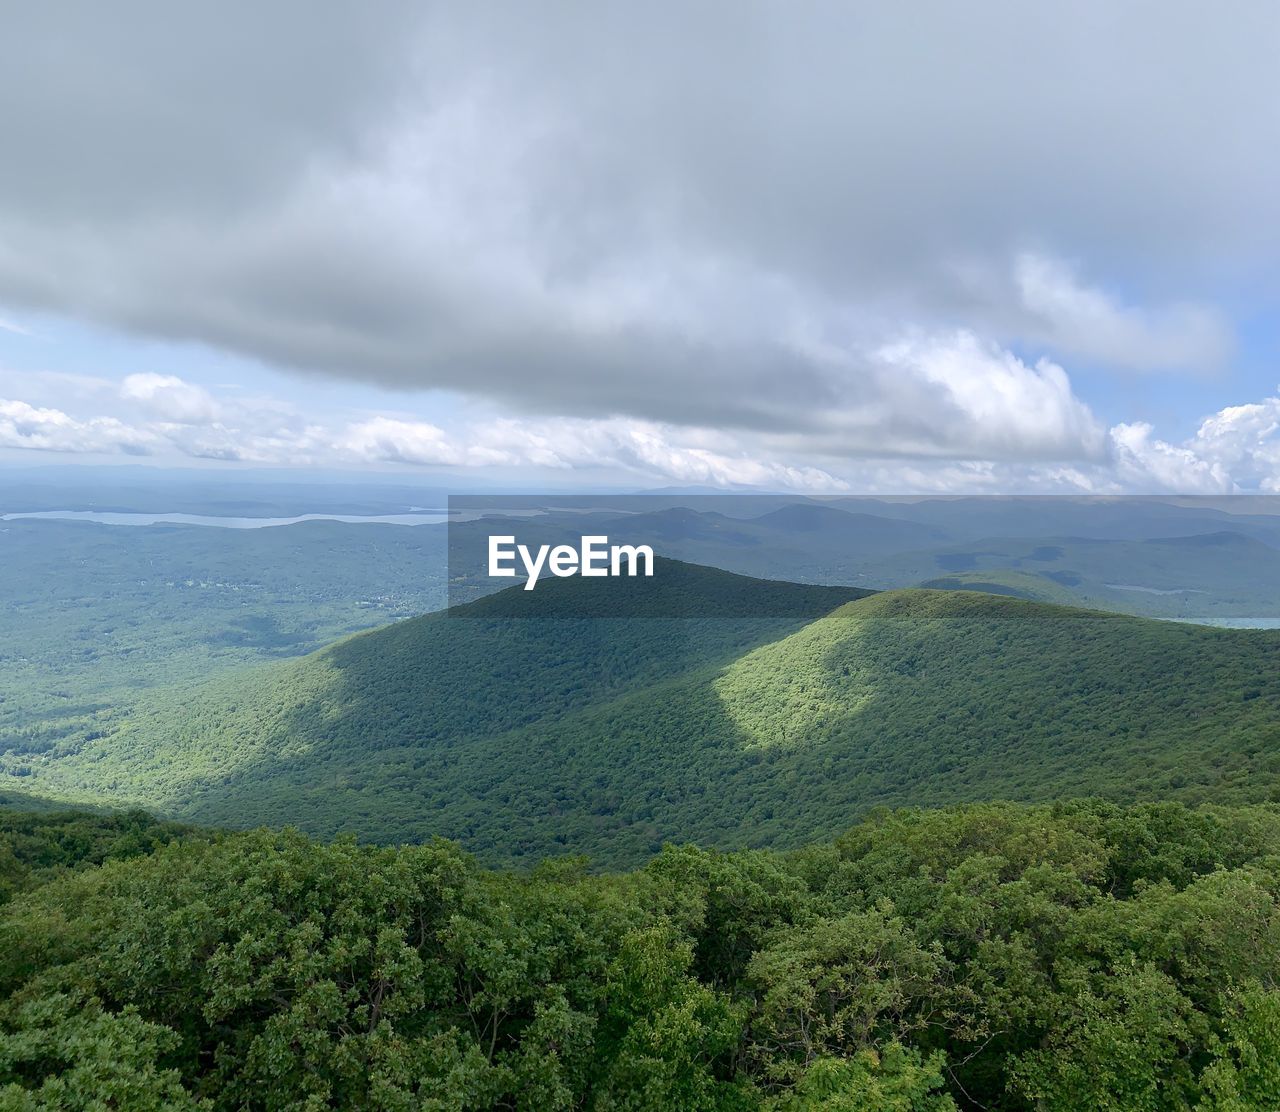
left=445, top=497, right=1280, bottom=620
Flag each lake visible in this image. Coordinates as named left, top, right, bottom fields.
left=0, top=510, right=448, bottom=529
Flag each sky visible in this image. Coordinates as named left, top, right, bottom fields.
left=2, top=1, right=1280, bottom=494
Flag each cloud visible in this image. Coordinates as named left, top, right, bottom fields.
left=1184, top=394, right=1280, bottom=491
left=120, top=373, right=220, bottom=424
left=12, top=369, right=1280, bottom=495
left=3, top=371, right=856, bottom=488
left=1083, top=389, right=1280, bottom=494
left=0, top=399, right=156, bottom=455
left=1107, top=422, right=1234, bottom=493
left=0, top=3, right=1268, bottom=451
left=1012, top=255, right=1230, bottom=372
left=341, top=414, right=850, bottom=489
left=862, top=332, right=1106, bottom=459
left=342, top=418, right=465, bottom=467
left=0, top=373, right=328, bottom=464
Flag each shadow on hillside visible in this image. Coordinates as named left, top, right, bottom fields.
left=179, top=572, right=870, bottom=864
left=183, top=591, right=1280, bottom=870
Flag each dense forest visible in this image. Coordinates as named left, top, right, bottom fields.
left=4, top=800, right=1280, bottom=1109
left=0, top=518, right=447, bottom=764
left=8, top=562, right=1280, bottom=868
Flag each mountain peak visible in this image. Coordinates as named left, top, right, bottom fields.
left=459, top=555, right=872, bottom=619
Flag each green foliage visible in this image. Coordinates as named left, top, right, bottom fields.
left=2, top=800, right=1280, bottom=1108
left=6, top=562, right=879, bottom=864
left=747, top=905, right=944, bottom=1083
left=593, top=926, right=750, bottom=1110
left=0, top=991, right=205, bottom=1111
left=765, top=1047, right=956, bottom=1111
left=0, top=808, right=195, bottom=905
left=874, top=531, right=1280, bottom=622
left=1197, top=986, right=1280, bottom=1110
left=1009, top=962, right=1198, bottom=1110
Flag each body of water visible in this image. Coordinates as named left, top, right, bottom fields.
left=1184, top=618, right=1280, bottom=629
left=1, top=510, right=447, bottom=529
left=1105, top=583, right=1207, bottom=596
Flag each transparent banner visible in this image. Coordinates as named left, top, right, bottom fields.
left=445, top=493, right=1280, bottom=623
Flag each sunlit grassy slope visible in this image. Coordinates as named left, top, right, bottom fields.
left=9, top=560, right=1280, bottom=867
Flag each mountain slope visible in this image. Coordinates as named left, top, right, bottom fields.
left=10, top=563, right=1280, bottom=867
left=5, top=562, right=870, bottom=833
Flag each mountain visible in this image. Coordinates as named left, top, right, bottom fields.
left=832, top=495, right=1280, bottom=546
left=749, top=503, right=946, bottom=552
left=8, top=560, right=1280, bottom=867
left=444, top=502, right=952, bottom=598
left=867, top=530, right=1280, bottom=620
left=445, top=501, right=1280, bottom=621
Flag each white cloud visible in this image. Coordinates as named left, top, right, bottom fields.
left=1013, top=254, right=1229, bottom=372
left=0, top=399, right=156, bottom=455
left=340, top=413, right=849, bottom=490
left=591, top=423, right=849, bottom=491
left=120, top=372, right=220, bottom=424
left=1086, top=388, right=1280, bottom=494
left=12, top=371, right=1280, bottom=497
left=1185, top=394, right=1280, bottom=491
left=864, top=331, right=1106, bottom=459
left=1106, top=422, right=1233, bottom=493
left=328, top=385, right=1280, bottom=494
left=341, top=417, right=464, bottom=467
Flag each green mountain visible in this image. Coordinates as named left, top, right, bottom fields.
left=869, top=530, right=1280, bottom=620
left=8, top=560, right=1280, bottom=867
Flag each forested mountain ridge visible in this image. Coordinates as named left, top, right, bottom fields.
left=6, top=561, right=1280, bottom=867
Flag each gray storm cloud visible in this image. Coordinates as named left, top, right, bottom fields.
left=0, top=1, right=1271, bottom=460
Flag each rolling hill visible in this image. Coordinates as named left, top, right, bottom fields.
left=870, top=530, right=1280, bottom=620
left=7, top=559, right=1280, bottom=867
